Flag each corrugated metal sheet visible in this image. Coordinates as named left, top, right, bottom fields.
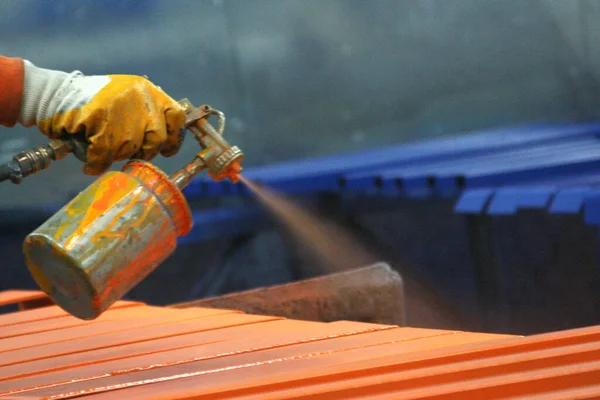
left=184, top=123, right=600, bottom=198
left=176, top=123, right=600, bottom=236
left=1, top=290, right=600, bottom=399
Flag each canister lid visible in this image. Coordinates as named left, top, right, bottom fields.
left=121, top=160, right=193, bottom=237
left=23, top=234, right=101, bottom=320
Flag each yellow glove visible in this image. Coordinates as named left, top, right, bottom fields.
left=18, top=61, right=186, bottom=175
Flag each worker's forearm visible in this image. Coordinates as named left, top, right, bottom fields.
left=0, top=56, right=25, bottom=127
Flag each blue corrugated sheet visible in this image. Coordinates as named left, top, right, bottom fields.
left=182, top=122, right=600, bottom=226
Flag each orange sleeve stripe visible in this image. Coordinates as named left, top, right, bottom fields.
left=0, top=56, right=24, bottom=127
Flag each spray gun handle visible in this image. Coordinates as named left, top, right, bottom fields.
left=66, top=134, right=89, bottom=162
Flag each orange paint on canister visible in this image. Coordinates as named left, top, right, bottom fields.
left=23, top=161, right=192, bottom=320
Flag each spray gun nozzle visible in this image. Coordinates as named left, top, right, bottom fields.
left=206, top=145, right=244, bottom=183
left=225, top=161, right=243, bottom=183
left=169, top=100, right=245, bottom=189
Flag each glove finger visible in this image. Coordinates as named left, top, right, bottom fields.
left=111, top=114, right=145, bottom=161
left=134, top=112, right=167, bottom=162
left=113, top=134, right=144, bottom=161
left=48, top=109, right=88, bottom=141
left=103, top=93, right=146, bottom=161
left=135, top=130, right=163, bottom=161
left=83, top=129, right=114, bottom=175
left=160, top=104, right=187, bottom=158
left=52, top=107, right=111, bottom=175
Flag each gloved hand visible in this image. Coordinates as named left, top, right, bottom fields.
left=18, top=60, right=186, bottom=175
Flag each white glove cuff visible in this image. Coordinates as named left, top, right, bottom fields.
left=18, top=61, right=111, bottom=128
left=18, top=60, right=77, bottom=127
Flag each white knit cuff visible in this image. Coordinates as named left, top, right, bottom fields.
left=18, top=60, right=77, bottom=127
left=18, top=60, right=112, bottom=128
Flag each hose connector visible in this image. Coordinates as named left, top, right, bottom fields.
left=0, top=140, right=72, bottom=184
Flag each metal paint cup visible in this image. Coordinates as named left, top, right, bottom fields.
left=23, top=160, right=193, bottom=320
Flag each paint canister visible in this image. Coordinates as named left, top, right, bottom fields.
left=23, top=160, right=193, bottom=320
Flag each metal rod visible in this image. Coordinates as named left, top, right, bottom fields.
left=169, top=156, right=207, bottom=190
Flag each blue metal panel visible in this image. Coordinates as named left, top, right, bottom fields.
left=178, top=122, right=600, bottom=235
left=549, top=188, right=593, bottom=214
left=185, top=123, right=600, bottom=198
left=485, top=188, right=555, bottom=215
left=454, top=189, right=495, bottom=214
left=178, top=205, right=267, bottom=244
left=344, top=135, right=600, bottom=194
left=583, top=192, right=600, bottom=224
left=455, top=184, right=600, bottom=223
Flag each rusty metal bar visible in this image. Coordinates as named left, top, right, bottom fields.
left=171, top=263, right=406, bottom=326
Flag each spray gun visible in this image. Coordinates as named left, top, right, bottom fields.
left=2, top=99, right=244, bottom=320
left=0, top=99, right=243, bottom=185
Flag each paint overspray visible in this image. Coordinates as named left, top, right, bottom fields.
left=240, top=176, right=377, bottom=274
left=239, top=176, right=466, bottom=329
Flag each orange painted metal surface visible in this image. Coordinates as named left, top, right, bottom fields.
left=0, top=290, right=49, bottom=307
left=1, top=290, right=600, bottom=399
